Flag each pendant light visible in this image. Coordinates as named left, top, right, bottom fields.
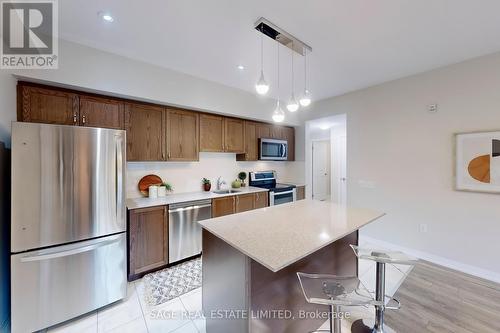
left=286, top=42, right=299, bottom=112
left=299, top=50, right=312, bottom=107
left=272, top=43, right=285, bottom=123
left=255, top=27, right=269, bottom=95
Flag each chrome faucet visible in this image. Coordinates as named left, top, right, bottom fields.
left=216, top=176, right=226, bottom=190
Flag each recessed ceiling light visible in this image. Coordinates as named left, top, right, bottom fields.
left=237, top=65, right=245, bottom=70
left=99, top=12, right=114, bottom=22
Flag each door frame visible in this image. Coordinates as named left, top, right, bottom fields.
left=305, top=114, right=347, bottom=203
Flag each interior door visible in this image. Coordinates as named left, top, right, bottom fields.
left=312, top=140, right=331, bottom=201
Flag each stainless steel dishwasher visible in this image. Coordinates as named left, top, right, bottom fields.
left=168, top=199, right=212, bottom=263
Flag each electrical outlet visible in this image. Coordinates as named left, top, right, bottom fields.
left=419, top=223, right=428, bottom=233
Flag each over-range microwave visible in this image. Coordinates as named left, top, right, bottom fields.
left=259, top=138, right=288, bottom=161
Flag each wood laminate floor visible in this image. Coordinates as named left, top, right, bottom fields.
left=385, top=260, right=500, bottom=333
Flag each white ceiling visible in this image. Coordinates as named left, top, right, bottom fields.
left=59, top=0, right=500, bottom=102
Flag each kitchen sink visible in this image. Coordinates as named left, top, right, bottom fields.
left=212, top=189, right=241, bottom=194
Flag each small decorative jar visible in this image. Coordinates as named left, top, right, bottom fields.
left=148, top=185, right=159, bottom=198
left=158, top=186, right=167, bottom=197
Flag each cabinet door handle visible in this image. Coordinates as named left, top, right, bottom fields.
left=256, top=193, right=259, bottom=201
left=73, top=113, right=78, bottom=124
left=82, top=115, right=86, bottom=125
left=168, top=152, right=171, bottom=159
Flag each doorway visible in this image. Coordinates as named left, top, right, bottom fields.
left=305, top=114, right=347, bottom=204
left=312, top=140, right=331, bottom=201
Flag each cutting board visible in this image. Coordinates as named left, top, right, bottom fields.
left=138, top=174, right=163, bottom=196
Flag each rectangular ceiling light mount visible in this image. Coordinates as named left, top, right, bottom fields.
left=254, top=17, right=312, bottom=56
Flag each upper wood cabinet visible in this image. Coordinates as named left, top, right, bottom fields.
left=237, top=121, right=258, bottom=161
left=256, top=123, right=271, bottom=140
left=125, top=103, right=165, bottom=161
left=200, top=115, right=245, bottom=153
left=79, top=95, right=124, bottom=129
left=200, top=114, right=224, bottom=152
left=212, top=196, right=235, bottom=217
left=270, top=125, right=284, bottom=139
left=16, top=82, right=294, bottom=162
left=224, top=118, right=245, bottom=153
left=166, top=109, right=199, bottom=161
left=283, top=126, right=295, bottom=161
left=18, top=84, right=79, bottom=125
left=128, top=205, right=169, bottom=281
left=239, top=122, right=295, bottom=161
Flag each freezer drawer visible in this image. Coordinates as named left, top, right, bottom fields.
left=11, top=233, right=127, bottom=333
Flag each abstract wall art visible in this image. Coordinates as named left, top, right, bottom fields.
left=455, top=131, right=500, bottom=193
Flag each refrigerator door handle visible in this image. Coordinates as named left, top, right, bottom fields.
left=20, top=235, right=123, bottom=262
left=116, top=137, right=124, bottom=224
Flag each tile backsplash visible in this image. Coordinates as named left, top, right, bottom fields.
left=126, top=152, right=305, bottom=198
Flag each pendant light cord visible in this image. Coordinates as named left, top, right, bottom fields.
left=277, top=41, right=280, bottom=101
left=291, top=42, right=294, bottom=93
left=260, top=26, right=264, bottom=72
left=304, top=50, right=307, bottom=91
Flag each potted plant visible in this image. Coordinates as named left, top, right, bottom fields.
left=238, top=172, right=247, bottom=187
left=202, top=178, right=211, bottom=191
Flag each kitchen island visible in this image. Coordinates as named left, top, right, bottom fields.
left=199, top=199, right=385, bottom=333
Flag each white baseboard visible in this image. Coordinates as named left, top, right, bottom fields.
left=360, top=235, right=500, bottom=284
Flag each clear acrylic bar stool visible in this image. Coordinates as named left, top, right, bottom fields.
left=350, top=245, right=418, bottom=333
left=297, top=273, right=379, bottom=333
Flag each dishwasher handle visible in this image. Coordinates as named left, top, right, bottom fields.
left=168, top=204, right=212, bottom=213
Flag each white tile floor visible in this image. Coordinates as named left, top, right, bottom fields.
left=47, top=236, right=411, bottom=333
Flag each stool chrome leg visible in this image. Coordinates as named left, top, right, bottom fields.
left=332, top=305, right=341, bottom=333
left=373, top=262, right=386, bottom=333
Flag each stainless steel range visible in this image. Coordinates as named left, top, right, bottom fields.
left=249, top=171, right=296, bottom=205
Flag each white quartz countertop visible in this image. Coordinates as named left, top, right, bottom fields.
left=199, top=200, right=385, bottom=272
left=126, top=186, right=268, bottom=209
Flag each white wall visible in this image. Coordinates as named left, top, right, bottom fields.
left=0, top=39, right=302, bottom=147
left=301, top=52, right=500, bottom=280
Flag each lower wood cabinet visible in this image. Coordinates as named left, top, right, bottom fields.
left=254, top=191, right=269, bottom=208
left=296, top=185, right=306, bottom=200
left=235, top=193, right=255, bottom=213
left=212, top=196, right=236, bottom=217
left=212, top=192, right=269, bottom=218
left=128, top=206, right=168, bottom=281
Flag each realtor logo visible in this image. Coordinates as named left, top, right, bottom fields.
left=1, top=0, right=58, bottom=69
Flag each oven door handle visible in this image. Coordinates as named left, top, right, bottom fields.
left=271, top=189, right=295, bottom=196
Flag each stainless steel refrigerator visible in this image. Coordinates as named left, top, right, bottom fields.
left=10, top=122, right=127, bottom=333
